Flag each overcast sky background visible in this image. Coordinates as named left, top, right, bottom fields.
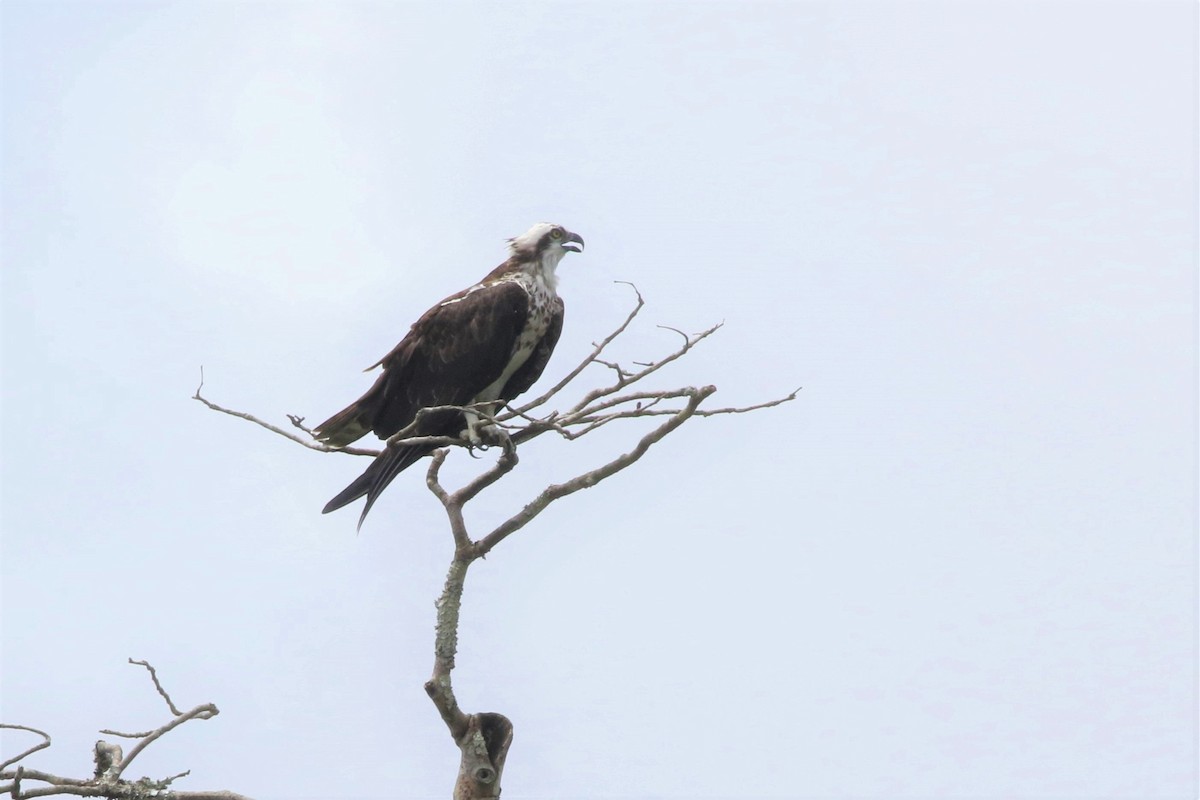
left=1, top=2, right=1196, bottom=798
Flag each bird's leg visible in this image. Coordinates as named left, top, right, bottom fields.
left=461, top=405, right=510, bottom=453
left=462, top=408, right=486, bottom=450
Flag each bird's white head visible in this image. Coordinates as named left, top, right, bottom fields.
left=507, top=223, right=585, bottom=280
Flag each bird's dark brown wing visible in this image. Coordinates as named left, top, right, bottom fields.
left=314, top=279, right=530, bottom=446
left=369, top=279, right=531, bottom=437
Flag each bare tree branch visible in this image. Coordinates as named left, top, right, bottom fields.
left=95, top=730, right=150, bottom=740
left=424, top=450, right=452, bottom=507
left=593, top=358, right=631, bottom=381
left=448, top=432, right=519, bottom=508
left=127, top=659, right=182, bottom=716
left=9, top=785, right=252, bottom=800
left=565, top=387, right=802, bottom=428
left=1, top=769, right=91, bottom=791
left=474, top=385, right=715, bottom=557
left=0, top=726, right=50, bottom=772
left=196, top=377, right=497, bottom=461
left=1, top=662, right=250, bottom=800
left=193, top=372, right=378, bottom=457
left=426, top=451, right=471, bottom=553
left=424, top=553, right=471, bottom=743
left=194, top=284, right=797, bottom=798
left=415, top=383, right=720, bottom=798
left=688, top=387, right=802, bottom=416
left=112, top=704, right=218, bottom=781
left=567, top=386, right=694, bottom=421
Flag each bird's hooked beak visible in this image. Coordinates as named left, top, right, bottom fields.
left=561, top=230, right=585, bottom=253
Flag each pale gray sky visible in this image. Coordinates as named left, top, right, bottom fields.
left=2, top=2, right=1196, bottom=798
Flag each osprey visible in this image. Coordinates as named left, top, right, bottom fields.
left=315, top=222, right=584, bottom=527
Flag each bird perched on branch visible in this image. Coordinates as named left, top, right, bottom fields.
left=315, top=222, right=584, bottom=528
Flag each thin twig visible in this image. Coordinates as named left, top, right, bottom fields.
left=560, top=407, right=671, bottom=438
left=0, top=725, right=50, bottom=772
left=193, top=374, right=378, bottom=457
left=568, top=387, right=801, bottom=426
left=97, top=729, right=153, bottom=739
left=656, top=324, right=692, bottom=344
left=594, top=359, right=630, bottom=380
left=568, top=387, right=694, bottom=419
left=163, top=769, right=192, bottom=785
left=645, top=388, right=801, bottom=417
left=128, top=658, right=182, bottom=716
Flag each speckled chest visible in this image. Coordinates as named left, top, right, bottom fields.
left=502, top=271, right=554, bottom=358
left=476, top=271, right=556, bottom=401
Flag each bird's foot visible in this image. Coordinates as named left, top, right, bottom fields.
left=462, top=422, right=510, bottom=456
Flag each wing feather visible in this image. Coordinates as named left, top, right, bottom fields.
left=371, top=280, right=530, bottom=436
left=314, top=279, right=531, bottom=445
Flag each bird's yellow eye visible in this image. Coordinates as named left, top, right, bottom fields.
left=551, top=228, right=563, bottom=239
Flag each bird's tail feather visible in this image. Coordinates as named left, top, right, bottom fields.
left=313, top=402, right=373, bottom=448
left=322, top=443, right=430, bottom=529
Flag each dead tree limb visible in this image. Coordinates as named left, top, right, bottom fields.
left=0, top=661, right=251, bottom=800
left=195, top=282, right=797, bottom=797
